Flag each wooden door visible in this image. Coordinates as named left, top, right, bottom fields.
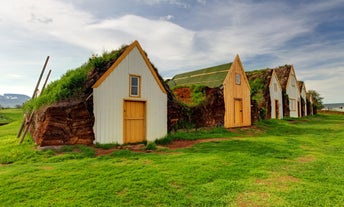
left=123, top=101, right=145, bottom=144
left=297, top=101, right=301, bottom=117
left=275, top=100, right=279, bottom=119
left=234, top=99, right=243, bottom=125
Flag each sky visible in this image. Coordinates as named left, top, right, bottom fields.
left=0, top=0, right=343, bottom=103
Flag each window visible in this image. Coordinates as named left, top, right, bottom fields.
left=130, top=75, right=140, bottom=97
left=274, top=83, right=277, bottom=92
left=235, top=73, right=241, bottom=85
left=289, top=98, right=296, bottom=111
left=291, top=77, right=295, bottom=87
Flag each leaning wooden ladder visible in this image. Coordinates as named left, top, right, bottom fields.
left=17, top=56, right=51, bottom=144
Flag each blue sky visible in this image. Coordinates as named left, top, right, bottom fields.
left=0, top=0, right=343, bottom=103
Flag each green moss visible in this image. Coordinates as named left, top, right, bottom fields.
left=249, top=77, right=265, bottom=103
left=190, top=85, right=206, bottom=106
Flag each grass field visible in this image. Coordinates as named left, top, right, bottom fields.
left=0, top=109, right=343, bottom=206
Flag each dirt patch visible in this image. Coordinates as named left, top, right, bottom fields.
left=236, top=192, right=270, bottom=207
left=227, top=125, right=262, bottom=136
left=40, top=166, right=54, bottom=170
left=164, top=138, right=229, bottom=150
left=93, top=138, right=229, bottom=156
left=95, top=148, right=119, bottom=156
left=255, top=173, right=301, bottom=191
left=236, top=173, right=300, bottom=206
left=296, top=155, right=316, bottom=163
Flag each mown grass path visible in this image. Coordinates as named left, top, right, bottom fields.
left=0, top=109, right=343, bottom=206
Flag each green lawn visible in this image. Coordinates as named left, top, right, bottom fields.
left=0, top=109, right=343, bottom=206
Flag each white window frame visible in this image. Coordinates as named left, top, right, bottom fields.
left=235, top=73, right=241, bottom=85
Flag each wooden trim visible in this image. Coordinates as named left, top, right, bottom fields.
left=135, top=41, right=167, bottom=94
left=93, top=40, right=167, bottom=94
left=129, top=74, right=141, bottom=98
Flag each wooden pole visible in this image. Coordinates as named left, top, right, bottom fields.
left=19, top=69, right=52, bottom=144
left=41, top=70, right=52, bottom=94
left=17, top=56, right=50, bottom=139
left=32, top=56, right=50, bottom=98
left=19, top=112, right=34, bottom=144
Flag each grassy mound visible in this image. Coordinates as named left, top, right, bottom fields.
left=24, top=45, right=128, bottom=112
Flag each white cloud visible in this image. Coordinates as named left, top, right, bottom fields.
left=137, top=0, right=190, bottom=8
left=0, top=0, right=343, bottom=102
left=160, top=15, right=174, bottom=21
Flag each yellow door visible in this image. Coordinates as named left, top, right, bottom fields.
left=123, top=101, right=145, bottom=144
left=234, top=99, right=243, bottom=125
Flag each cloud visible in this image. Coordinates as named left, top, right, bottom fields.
left=137, top=0, right=190, bottom=8
left=160, top=15, right=174, bottom=21
left=0, top=0, right=343, bottom=102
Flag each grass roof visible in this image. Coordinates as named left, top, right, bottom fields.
left=24, top=45, right=129, bottom=112
left=274, top=65, right=292, bottom=90
left=245, top=69, right=273, bottom=104
left=170, top=63, right=232, bottom=88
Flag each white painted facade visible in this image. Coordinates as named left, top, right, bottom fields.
left=269, top=70, right=283, bottom=119
left=93, top=42, right=167, bottom=144
left=286, top=69, right=300, bottom=118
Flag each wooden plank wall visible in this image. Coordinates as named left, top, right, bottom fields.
left=223, top=56, right=251, bottom=128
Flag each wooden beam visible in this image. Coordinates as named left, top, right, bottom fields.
left=19, top=69, right=52, bottom=144
left=19, top=112, right=34, bottom=144
left=32, top=56, right=50, bottom=98
left=17, top=56, right=50, bottom=140
left=41, top=70, right=52, bottom=94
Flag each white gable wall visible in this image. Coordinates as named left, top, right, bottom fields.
left=286, top=71, right=300, bottom=118
left=300, top=86, right=307, bottom=116
left=269, top=73, right=283, bottom=119
left=93, top=46, right=167, bottom=144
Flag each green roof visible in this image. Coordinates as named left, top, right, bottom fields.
left=170, top=63, right=232, bottom=88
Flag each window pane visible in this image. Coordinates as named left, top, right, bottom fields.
left=235, top=74, right=241, bottom=85
left=131, top=86, right=138, bottom=96
left=131, top=77, right=138, bottom=86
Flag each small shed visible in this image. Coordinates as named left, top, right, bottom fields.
left=170, top=55, right=251, bottom=128
left=275, top=65, right=301, bottom=118
left=92, top=40, right=167, bottom=144
left=298, top=81, right=307, bottom=117
left=246, top=69, right=283, bottom=119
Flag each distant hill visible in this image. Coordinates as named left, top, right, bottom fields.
left=0, top=94, right=30, bottom=108
left=323, top=103, right=344, bottom=112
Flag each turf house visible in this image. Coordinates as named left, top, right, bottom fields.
left=298, top=81, right=308, bottom=117
left=168, top=55, right=251, bottom=128
left=275, top=65, right=301, bottom=118
left=25, top=40, right=169, bottom=146
left=246, top=68, right=283, bottom=120
left=306, top=92, right=314, bottom=115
